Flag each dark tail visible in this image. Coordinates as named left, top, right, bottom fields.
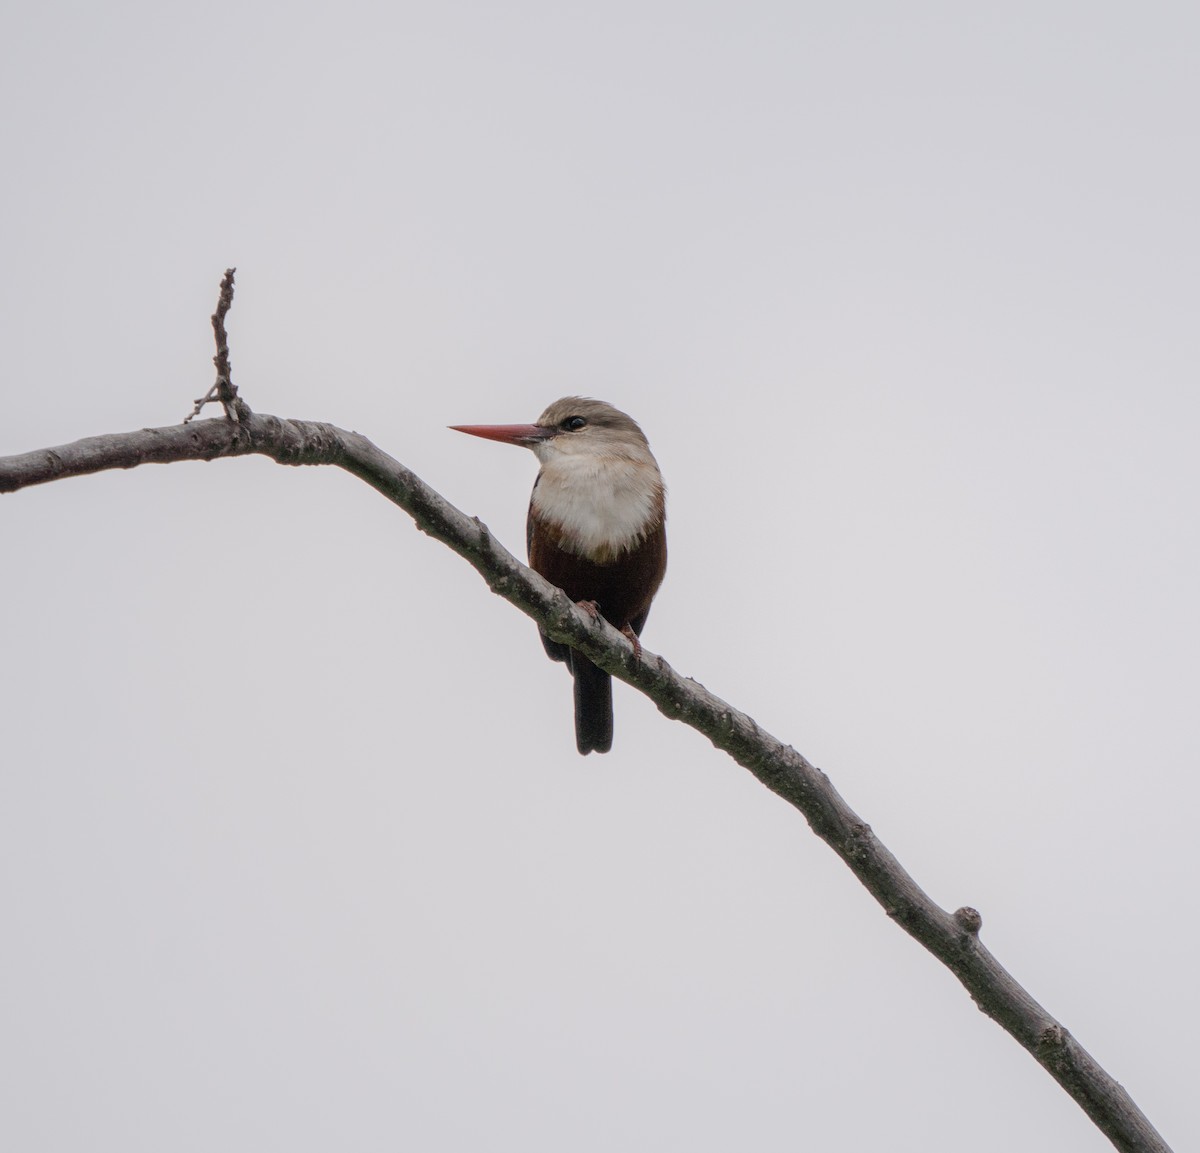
left=570, top=652, right=613, bottom=755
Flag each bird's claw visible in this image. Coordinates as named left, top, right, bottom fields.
left=576, top=599, right=602, bottom=622
left=620, top=624, right=643, bottom=660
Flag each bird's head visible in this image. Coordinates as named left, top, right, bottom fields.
left=451, top=397, right=654, bottom=467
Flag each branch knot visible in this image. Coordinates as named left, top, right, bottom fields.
left=954, top=906, right=983, bottom=936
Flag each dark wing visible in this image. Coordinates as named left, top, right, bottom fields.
left=528, top=491, right=569, bottom=663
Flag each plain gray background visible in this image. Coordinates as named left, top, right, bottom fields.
left=3, top=3, right=1195, bottom=1150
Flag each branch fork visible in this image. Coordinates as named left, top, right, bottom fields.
left=183, top=267, right=252, bottom=425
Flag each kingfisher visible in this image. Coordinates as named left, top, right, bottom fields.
left=451, top=398, right=667, bottom=754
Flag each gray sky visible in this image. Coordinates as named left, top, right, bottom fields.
left=2, top=3, right=1196, bottom=1150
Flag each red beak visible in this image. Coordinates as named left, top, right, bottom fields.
left=449, top=423, right=552, bottom=446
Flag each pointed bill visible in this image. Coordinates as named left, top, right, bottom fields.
left=449, top=423, right=552, bottom=446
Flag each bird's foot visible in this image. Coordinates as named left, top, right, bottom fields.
left=620, top=624, right=643, bottom=660
left=576, top=599, right=602, bottom=622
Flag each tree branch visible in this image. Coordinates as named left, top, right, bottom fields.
left=0, top=414, right=1172, bottom=1153
left=183, top=267, right=251, bottom=424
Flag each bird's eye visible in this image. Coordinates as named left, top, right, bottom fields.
left=563, top=416, right=587, bottom=431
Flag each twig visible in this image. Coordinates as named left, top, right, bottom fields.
left=183, top=269, right=251, bottom=424
left=0, top=414, right=1175, bottom=1153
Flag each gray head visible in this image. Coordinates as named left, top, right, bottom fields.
left=529, top=397, right=654, bottom=466
left=451, top=396, right=657, bottom=469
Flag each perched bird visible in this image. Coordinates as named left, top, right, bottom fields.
left=451, top=398, right=667, bottom=754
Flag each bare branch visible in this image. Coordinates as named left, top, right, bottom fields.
left=0, top=415, right=1173, bottom=1153
left=184, top=269, right=250, bottom=424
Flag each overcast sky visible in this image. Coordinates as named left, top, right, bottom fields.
left=2, top=3, right=1196, bottom=1150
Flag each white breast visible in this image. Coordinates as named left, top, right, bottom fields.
left=532, top=451, right=663, bottom=561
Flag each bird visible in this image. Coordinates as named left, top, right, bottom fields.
left=450, top=397, right=667, bottom=755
